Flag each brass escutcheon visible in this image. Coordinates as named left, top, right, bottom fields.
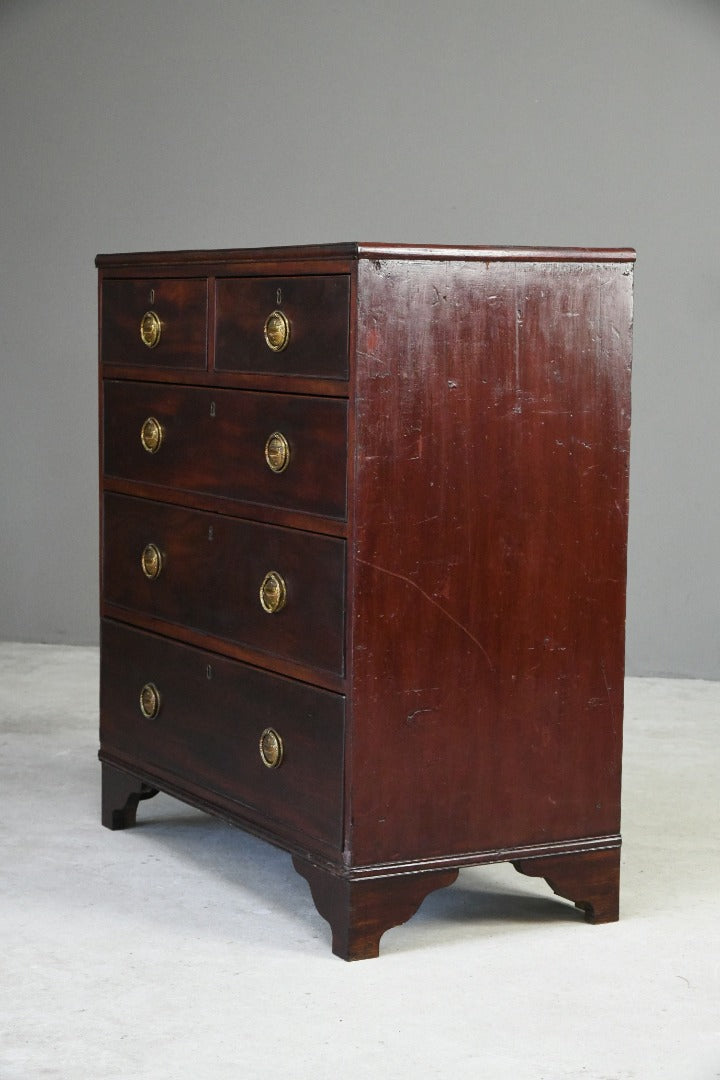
left=141, top=543, right=163, bottom=580
left=264, top=431, right=291, bottom=474
left=139, top=682, right=161, bottom=719
left=140, top=310, right=162, bottom=348
left=140, top=416, right=164, bottom=454
left=263, top=310, right=290, bottom=352
left=259, top=727, right=283, bottom=769
left=259, top=570, right=287, bottom=614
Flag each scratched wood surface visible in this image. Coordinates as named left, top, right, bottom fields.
left=98, top=244, right=633, bottom=957
left=347, top=256, right=633, bottom=865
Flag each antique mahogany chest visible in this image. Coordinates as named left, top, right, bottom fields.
left=97, top=243, right=634, bottom=959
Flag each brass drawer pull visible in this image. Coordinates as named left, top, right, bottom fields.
left=264, top=431, right=291, bottom=474
left=259, top=727, right=283, bottom=769
left=139, top=682, right=161, bottom=719
left=140, top=416, right=164, bottom=454
left=259, top=571, right=287, bottom=614
left=140, top=310, right=162, bottom=348
left=141, top=543, right=163, bottom=580
left=263, top=310, right=290, bottom=352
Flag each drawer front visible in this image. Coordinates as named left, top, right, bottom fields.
left=215, top=276, right=349, bottom=379
left=104, top=381, right=347, bottom=519
left=102, top=278, right=208, bottom=369
left=100, top=620, right=345, bottom=848
left=103, top=494, right=345, bottom=675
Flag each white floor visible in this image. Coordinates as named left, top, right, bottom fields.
left=1, top=643, right=718, bottom=1080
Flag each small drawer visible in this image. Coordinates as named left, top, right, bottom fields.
left=215, top=275, right=349, bottom=379
left=102, top=278, right=208, bottom=369
left=100, top=620, right=345, bottom=848
left=103, top=381, right=347, bottom=520
left=103, top=494, right=345, bottom=675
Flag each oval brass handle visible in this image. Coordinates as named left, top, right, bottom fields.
left=139, top=682, right=161, bottom=719
left=259, top=727, right=284, bottom=769
left=140, top=310, right=162, bottom=348
left=140, top=416, right=164, bottom=454
left=263, top=310, right=290, bottom=352
left=264, top=431, right=291, bottom=474
left=141, top=543, right=163, bottom=580
left=259, top=571, right=287, bottom=614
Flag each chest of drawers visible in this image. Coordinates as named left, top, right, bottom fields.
left=97, top=242, right=634, bottom=959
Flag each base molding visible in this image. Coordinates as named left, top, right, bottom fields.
left=100, top=759, right=621, bottom=958
left=292, top=844, right=621, bottom=960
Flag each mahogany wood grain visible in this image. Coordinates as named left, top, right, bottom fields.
left=346, top=257, right=632, bottom=866
left=96, top=243, right=634, bottom=269
left=102, top=478, right=349, bottom=539
left=513, top=847, right=621, bottom=923
left=103, top=381, right=348, bottom=520
left=98, top=243, right=634, bottom=958
left=102, top=278, right=208, bottom=369
left=100, top=749, right=346, bottom=864
left=102, top=494, right=346, bottom=675
left=215, top=275, right=349, bottom=379
left=100, top=603, right=347, bottom=694
left=99, top=364, right=349, bottom=399
left=100, top=620, right=345, bottom=847
left=96, top=249, right=357, bottom=274
left=292, top=857, right=459, bottom=960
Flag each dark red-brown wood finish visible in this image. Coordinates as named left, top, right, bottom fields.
left=103, top=381, right=348, bottom=519
left=101, top=620, right=345, bottom=849
left=347, top=257, right=632, bottom=866
left=215, top=274, right=350, bottom=379
left=102, top=277, right=208, bottom=369
left=97, top=242, right=634, bottom=959
left=102, top=492, right=346, bottom=675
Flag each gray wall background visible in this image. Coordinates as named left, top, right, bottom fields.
left=1, top=0, right=718, bottom=678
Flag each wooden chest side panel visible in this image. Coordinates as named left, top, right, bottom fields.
left=347, top=257, right=632, bottom=866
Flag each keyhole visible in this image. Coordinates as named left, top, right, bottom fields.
left=149, top=288, right=155, bottom=304
left=276, top=287, right=282, bottom=305
left=210, top=401, right=216, bottom=418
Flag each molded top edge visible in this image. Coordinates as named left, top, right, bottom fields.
left=95, top=242, right=636, bottom=268
left=356, top=243, right=635, bottom=262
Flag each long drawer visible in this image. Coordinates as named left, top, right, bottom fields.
left=103, top=494, right=346, bottom=675
left=102, top=278, right=208, bottom=369
left=103, top=381, right=347, bottom=519
left=100, top=620, right=345, bottom=848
